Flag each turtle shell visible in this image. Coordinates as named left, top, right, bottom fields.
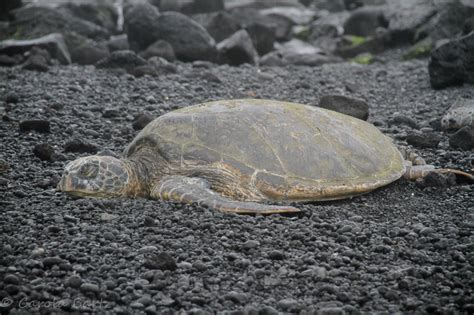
left=124, top=99, right=405, bottom=201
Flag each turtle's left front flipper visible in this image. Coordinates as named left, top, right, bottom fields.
left=150, top=175, right=300, bottom=214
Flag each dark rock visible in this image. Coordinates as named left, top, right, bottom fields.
left=0, top=54, right=21, bottom=66
left=217, top=30, right=258, bottom=66
left=464, top=16, right=474, bottom=35
left=185, top=0, right=224, bottom=14
left=245, top=22, right=275, bottom=56
left=155, top=12, right=217, bottom=62
left=259, top=6, right=316, bottom=25
left=0, top=0, right=22, bottom=21
left=148, top=56, right=178, bottom=74
left=429, top=31, right=474, bottom=89
left=64, top=139, right=98, bottom=154
left=65, top=275, right=82, bottom=288
left=107, top=34, right=130, bottom=52
left=124, top=2, right=161, bottom=51
left=10, top=6, right=109, bottom=41
left=33, top=143, right=55, bottom=161
left=19, top=120, right=50, bottom=133
left=389, top=114, right=419, bottom=129
left=144, top=216, right=157, bottom=227
left=96, top=50, right=146, bottom=72
left=59, top=2, right=118, bottom=34
left=309, top=12, right=349, bottom=54
left=129, top=65, right=159, bottom=78
left=417, top=172, right=455, bottom=188
left=315, top=0, right=346, bottom=12
left=140, top=40, right=176, bottom=62
left=43, top=256, right=65, bottom=268
left=384, top=0, right=437, bottom=44
left=133, top=112, right=154, bottom=130
left=449, top=126, right=474, bottom=150
left=80, top=283, right=100, bottom=295
left=5, top=91, right=19, bottom=103
left=319, top=94, right=369, bottom=120
left=277, top=298, right=299, bottom=311
left=144, top=252, right=177, bottom=271
left=406, top=132, right=441, bottom=149
left=0, top=33, right=71, bottom=65
left=441, top=97, right=474, bottom=131
left=71, top=39, right=109, bottom=65
left=344, top=6, right=387, bottom=37
left=4, top=274, right=20, bottom=285
left=268, top=250, right=286, bottom=260
left=22, top=53, right=49, bottom=72
left=205, top=12, right=241, bottom=43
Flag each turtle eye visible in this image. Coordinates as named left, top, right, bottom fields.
left=79, top=164, right=99, bottom=178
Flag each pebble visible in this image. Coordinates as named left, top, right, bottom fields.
left=4, top=274, right=20, bottom=285
left=66, top=275, right=83, bottom=288
left=43, top=256, right=65, bottom=268
left=133, top=112, right=154, bottom=130
left=19, top=120, right=50, bottom=133
left=224, top=291, right=248, bottom=304
left=80, top=282, right=100, bottom=294
left=64, top=139, right=98, bottom=154
left=5, top=91, right=19, bottom=103
left=268, top=250, right=286, bottom=260
left=33, top=143, right=55, bottom=161
left=277, top=298, right=299, bottom=311
left=143, top=252, right=177, bottom=271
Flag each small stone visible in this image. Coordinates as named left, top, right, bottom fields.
left=406, top=132, right=441, bottom=148
left=66, top=275, right=82, bottom=288
left=449, top=126, right=474, bottom=150
left=389, top=114, right=419, bottom=129
left=318, top=94, right=369, bottom=120
left=5, top=91, right=19, bottom=103
left=224, top=291, right=248, bottom=304
left=4, top=274, right=20, bottom=285
left=103, top=108, right=120, bottom=118
left=100, top=213, right=118, bottom=221
left=133, top=112, right=154, bottom=131
left=19, top=120, right=50, bottom=133
left=268, top=250, right=286, bottom=260
left=47, top=225, right=61, bottom=233
left=80, top=282, right=100, bottom=294
left=64, top=138, right=98, bottom=154
left=318, top=307, right=345, bottom=315
left=33, top=143, right=55, bottom=161
left=243, top=240, right=260, bottom=249
left=144, top=216, right=156, bottom=227
left=277, top=298, right=299, bottom=311
left=144, top=252, right=177, bottom=271
left=43, top=256, right=65, bottom=268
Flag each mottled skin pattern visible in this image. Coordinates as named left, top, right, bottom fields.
left=58, top=99, right=474, bottom=214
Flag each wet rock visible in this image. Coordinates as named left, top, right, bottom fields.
left=19, top=120, right=50, bottom=133
left=441, top=97, right=474, bottom=130
left=449, top=126, right=474, bottom=150
left=205, top=12, right=242, bottom=43
left=344, top=6, right=387, bottom=37
left=318, top=94, right=369, bottom=120
left=11, top=6, right=109, bottom=41
left=0, top=33, right=71, bottom=65
left=124, top=2, right=161, bottom=51
left=33, top=143, right=55, bottom=161
left=133, top=112, right=154, bottom=131
left=429, top=31, right=474, bottom=89
left=217, top=30, right=258, bottom=66
left=144, top=252, right=177, bottom=271
left=406, top=132, right=441, bottom=149
left=384, top=0, right=437, bottom=44
left=64, top=139, right=98, bottom=154
left=96, top=50, right=146, bottom=72
left=140, top=40, right=176, bottom=62
left=107, top=34, right=130, bottom=52
left=71, top=39, right=109, bottom=65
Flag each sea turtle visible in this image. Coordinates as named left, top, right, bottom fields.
left=58, top=99, right=473, bottom=214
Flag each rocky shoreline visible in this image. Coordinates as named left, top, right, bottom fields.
left=1, top=0, right=473, bottom=314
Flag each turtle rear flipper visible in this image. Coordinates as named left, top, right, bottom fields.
left=403, top=165, right=474, bottom=183
left=151, top=175, right=300, bottom=214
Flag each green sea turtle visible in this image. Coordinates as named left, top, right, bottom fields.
left=58, top=99, right=473, bottom=214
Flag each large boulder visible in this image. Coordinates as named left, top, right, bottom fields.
left=59, top=2, right=118, bottom=34
left=0, top=33, right=70, bottom=64
left=124, top=2, right=161, bottom=51
left=9, top=5, right=110, bottom=41
left=217, top=29, right=258, bottom=66
left=204, top=12, right=241, bottom=43
left=428, top=31, right=474, bottom=89
left=71, top=39, right=110, bottom=65
left=182, top=0, right=224, bottom=14
left=153, top=12, right=217, bottom=62
left=343, top=6, right=387, bottom=37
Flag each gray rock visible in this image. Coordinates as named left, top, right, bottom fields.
left=429, top=31, right=474, bottom=89
left=441, top=97, right=474, bottom=130
left=277, top=298, right=299, bottom=311
left=65, top=275, right=83, bottom=288
left=124, top=2, right=161, bottom=51
left=33, top=143, right=55, bottom=161
left=318, top=94, right=369, bottom=120
left=217, top=30, right=258, bottom=66
left=449, top=126, right=474, bottom=150
left=0, top=0, right=21, bottom=21
left=59, top=2, right=118, bottom=33
left=71, top=39, right=109, bottom=65
left=140, top=40, right=176, bottom=62
left=204, top=11, right=242, bottom=43
left=0, top=33, right=71, bottom=65
left=309, top=11, right=349, bottom=54
left=406, top=132, right=441, bottom=149
left=344, top=6, right=387, bottom=37
left=260, top=6, right=316, bottom=25
left=245, top=22, right=275, bottom=56
left=313, top=0, right=346, bottom=12
left=80, top=282, right=100, bottom=294
left=184, top=0, right=224, bottom=14
left=107, top=34, right=130, bottom=52
left=96, top=50, right=146, bottom=72
left=144, top=252, right=177, bottom=271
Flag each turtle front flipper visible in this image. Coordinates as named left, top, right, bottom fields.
left=403, top=165, right=474, bottom=183
left=151, top=175, right=300, bottom=214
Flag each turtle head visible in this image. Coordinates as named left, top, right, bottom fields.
left=58, top=155, right=130, bottom=198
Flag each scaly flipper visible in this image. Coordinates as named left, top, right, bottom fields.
left=151, top=175, right=300, bottom=214
left=403, top=165, right=474, bottom=182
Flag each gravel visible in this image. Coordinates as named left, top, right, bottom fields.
left=0, top=55, right=473, bottom=314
